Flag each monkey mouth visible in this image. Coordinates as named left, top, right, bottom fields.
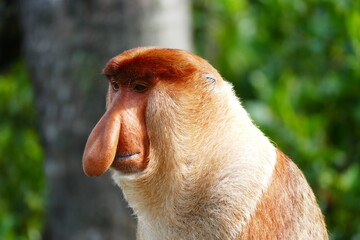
left=115, top=153, right=140, bottom=161
left=111, top=151, right=147, bottom=174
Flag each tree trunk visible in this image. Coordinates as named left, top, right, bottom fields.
left=19, top=0, right=192, bottom=239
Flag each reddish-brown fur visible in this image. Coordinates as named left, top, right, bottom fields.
left=239, top=149, right=327, bottom=239
left=103, top=48, right=198, bottom=82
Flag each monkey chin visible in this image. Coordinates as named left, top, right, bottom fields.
left=110, top=153, right=148, bottom=175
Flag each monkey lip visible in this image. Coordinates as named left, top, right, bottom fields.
left=111, top=151, right=148, bottom=174
left=115, top=153, right=140, bottom=161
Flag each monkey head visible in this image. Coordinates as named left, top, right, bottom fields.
left=82, top=47, right=222, bottom=176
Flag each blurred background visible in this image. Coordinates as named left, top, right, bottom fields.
left=0, top=0, right=359, bottom=239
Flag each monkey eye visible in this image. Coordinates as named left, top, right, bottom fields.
left=111, top=81, right=120, bottom=91
left=133, top=84, right=148, bottom=93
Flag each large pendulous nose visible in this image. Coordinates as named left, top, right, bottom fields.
left=82, top=107, right=121, bottom=176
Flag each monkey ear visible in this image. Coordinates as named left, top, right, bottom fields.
left=203, top=74, right=216, bottom=86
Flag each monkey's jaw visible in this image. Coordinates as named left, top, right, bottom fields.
left=111, top=152, right=148, bottom=174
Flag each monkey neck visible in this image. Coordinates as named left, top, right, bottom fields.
left=112, top=85, right=277, bottom=238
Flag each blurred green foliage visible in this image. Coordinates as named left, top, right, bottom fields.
left=1, top=1, right=359, bottom=239
left=194, top=0, right=360, bottom=239
left=0, top=63, right=44, bottom=240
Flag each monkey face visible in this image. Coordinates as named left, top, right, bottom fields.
left=82, top=47, right=221, bottom=176
left=82, top=72, right=151, bottom=176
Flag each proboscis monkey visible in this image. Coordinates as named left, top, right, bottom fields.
left=82, top=47, right=328, bottom=240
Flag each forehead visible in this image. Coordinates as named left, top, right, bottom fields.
left=102, top=47, right=211, bottom=84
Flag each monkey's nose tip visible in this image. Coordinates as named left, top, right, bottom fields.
left=82, top=154, right=110, bottom=177
left=83, top=162, right=106, bottom=177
